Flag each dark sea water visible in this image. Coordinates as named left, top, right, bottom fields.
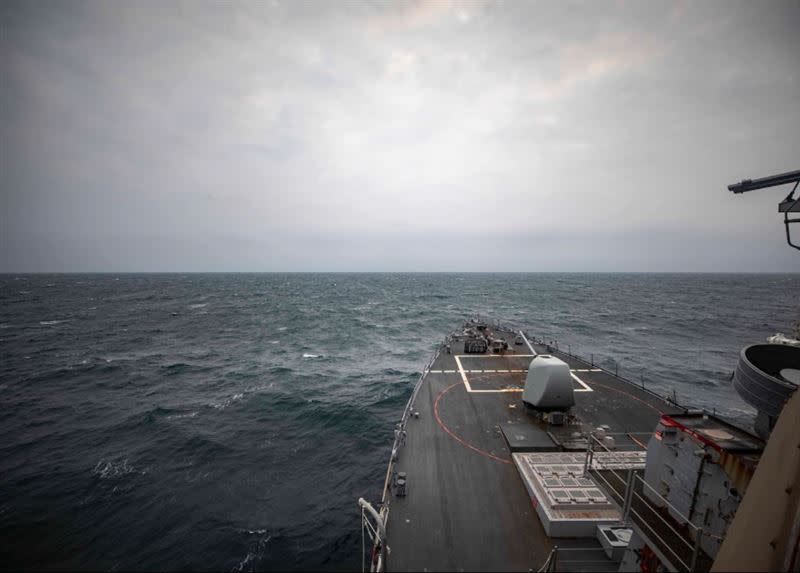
left=1, top=273, right=798, bottom=571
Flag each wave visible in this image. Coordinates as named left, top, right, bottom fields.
left=266, top=366, right=293, bottom=375
left=235, top=534, right=272, bottom=572
left=160, top=362, right=216, bottom=376
left=210, top=393, right=244, bottom=409
left=166, top=411, right=199, bottom=420
left=92, top=458, right=144, bottom=480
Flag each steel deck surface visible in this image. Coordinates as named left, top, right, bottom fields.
left=385, top=329, right=681, bottom=571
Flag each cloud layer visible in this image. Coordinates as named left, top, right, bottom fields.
left=2, top=0, right=799, bottom=271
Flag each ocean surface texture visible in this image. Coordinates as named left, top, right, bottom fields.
left=1, top=273, right=797, bottom=571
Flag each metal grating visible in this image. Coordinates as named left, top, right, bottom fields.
left=521, top=456, right=613, bottom=509
left=589, top=451, right=647, bottom=470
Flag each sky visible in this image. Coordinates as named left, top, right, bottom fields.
left=1, top=0, right=799, bottom=272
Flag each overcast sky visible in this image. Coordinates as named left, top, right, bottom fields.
left=2, top=0, right=799, bottom=272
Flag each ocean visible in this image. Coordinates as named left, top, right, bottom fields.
left=1, top=273, right=797, bottom=571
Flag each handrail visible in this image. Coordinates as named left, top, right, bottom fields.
left=583, top=431, right=706, bottom=572
left=361, top=344, right=442, bottom=572
left=380, top=345, right=441, bottom=504
left=532, top=335, right=691, bottom=411
left=359, top=498, right=386, bottom=573
left=635, top=475, right=700, bottom=537
left=628, top=506, right=693, bottom=571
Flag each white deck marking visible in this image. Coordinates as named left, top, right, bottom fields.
left=451, top=354, right=596, bottom=394
left=570, top=372, right=594, bottom=393
left=454, top=355, right=473, bottom=392
left=429, top=368, right=535, bottom=374
left=458, top=354, right=537, bottom=358
left=519, top=330, right=537, bottom=355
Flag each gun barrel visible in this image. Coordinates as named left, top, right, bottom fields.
left=728, top=169, right=800, bottom=194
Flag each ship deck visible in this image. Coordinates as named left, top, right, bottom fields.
left=385, top=328, right=683, bottom=572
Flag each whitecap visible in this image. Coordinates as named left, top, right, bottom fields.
left=302, top=353, right=320, bottom=358
left=269, top=340, right=279, bottom=344
left=166, top=411, right=199, bottom=420
left=211, top=393, right=245, bottom=409
left=277, top=326, right=287, bottom=331
left=39, top=320, right=65, bottom=326
left=188, top=303, right=207, bottom=309
left=92, top=458, right=140, bottom=480
left=235, top=535, right=272, bottom=572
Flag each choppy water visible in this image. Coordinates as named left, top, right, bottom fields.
left=1, top=273, right=797, bottom=571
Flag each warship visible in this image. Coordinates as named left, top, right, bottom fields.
left=358, top=170, right=800, bottom=572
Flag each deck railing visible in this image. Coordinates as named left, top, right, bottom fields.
left=583, top=433, right=707, bottom=572
left=360, top=344, right=442, bottom=573
left=380, top=345, right=441, bottom=503
left=529, top=334, right=692, bottom=411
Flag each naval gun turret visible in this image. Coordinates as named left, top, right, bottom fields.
left=522, top=354, right=575, bottom=412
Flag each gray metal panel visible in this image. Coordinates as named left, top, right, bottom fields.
left=500, top=422, right=559, bottom=452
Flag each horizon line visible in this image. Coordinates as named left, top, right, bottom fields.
left=2, top=270, right=798, bottom=275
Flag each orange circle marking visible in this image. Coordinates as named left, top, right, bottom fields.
left=433, top=381, right=512, bottom=465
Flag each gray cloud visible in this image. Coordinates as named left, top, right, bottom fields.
left=2, top=0, right=799, bottom=271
